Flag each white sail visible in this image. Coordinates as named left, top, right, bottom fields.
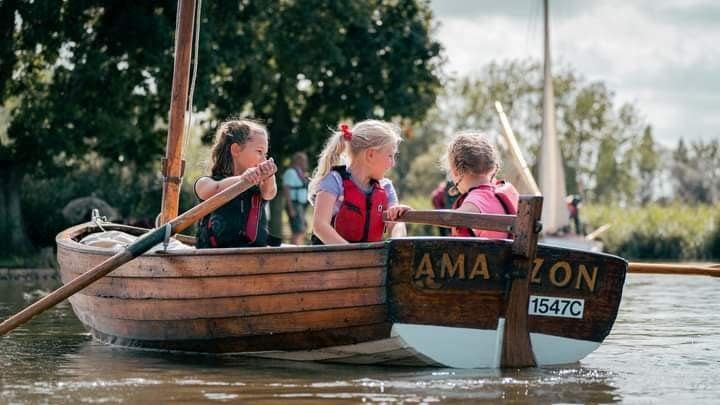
left=537, top=0, right=569, bottom=234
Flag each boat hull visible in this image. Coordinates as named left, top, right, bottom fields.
left=57, top=224, right=627, bottom=368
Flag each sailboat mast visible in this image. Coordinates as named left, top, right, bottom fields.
left=537, top=0, right=569, bottom=234
left=159, top=0, right=196, bottom=225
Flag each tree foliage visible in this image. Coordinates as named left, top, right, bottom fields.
left=393, top=97, right=450, bottom=197
left=199, top=0, right=442, bottom=159
left=419, top=59, right=659, bottom=205
left=1, top=0, right=442, bottom=250
left=636, top=126, right=659, bottom=204
left=671, top=138, right=720, bottom=204
left=5, top=0, right=443, bottom=174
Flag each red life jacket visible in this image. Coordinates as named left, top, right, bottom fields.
left=332, top=166, right=388, bottom=242
left=451, top=180, right=519, bottom=239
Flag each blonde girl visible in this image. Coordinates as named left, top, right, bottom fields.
left=309, top=120, right=409, bottom=244
left=194, top=119, right=278, bottom=248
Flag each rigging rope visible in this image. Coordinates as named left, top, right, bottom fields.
left=182, top=0, right=202, bottom=160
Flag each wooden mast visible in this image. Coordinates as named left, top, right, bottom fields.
left=159, top=0, right=197, bottom=225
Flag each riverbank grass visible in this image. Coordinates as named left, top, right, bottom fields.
left=584, top=203, right=719, bottom=260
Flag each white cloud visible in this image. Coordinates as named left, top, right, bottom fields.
left=432, top=0, right=720, bottom=146
left=436, top=17, right=533, bottom=77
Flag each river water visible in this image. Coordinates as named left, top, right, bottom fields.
left=1, top=270, right=719, bottom=404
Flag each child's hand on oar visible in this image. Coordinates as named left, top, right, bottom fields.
left=385, top=204, right=413, bottom=221
left=240, top=167, right=263, bottom=185
left=241, top=158, right=277, bottom=185
left=257, top=157, right=277, bottom=178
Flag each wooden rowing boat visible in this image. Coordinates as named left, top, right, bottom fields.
left=49, top=0, right=626, bottom=368
left=57, top=220, right=626, bottom=368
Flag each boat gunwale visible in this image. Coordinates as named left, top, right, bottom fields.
left=56, top=222, right=386, bottom=257
left=56, top=222, right=628, bottom=265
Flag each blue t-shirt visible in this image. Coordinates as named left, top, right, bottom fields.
left=282, top=167, right=308, bottom=203
left=314, top=171, right=399, bottom=215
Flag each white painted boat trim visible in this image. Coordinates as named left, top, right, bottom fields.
left=224, top=324, right=601, bottom=369
left=530, top=332, right=600, bottom=365
left=392, top=323, right=600, bottom=368
left=391, top=323, right=500, bottom=368
left=494, top=318, right=505, bottom=368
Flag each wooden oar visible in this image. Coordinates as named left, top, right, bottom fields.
left=386, top=210, right=516, bottom=234
left=585, top=223, right=610, bottom=241
left=495, top=101, right=542, bottom=196
left=0, top=170, right=273, bottom=336
left=628, top=262, right=720, bottom=277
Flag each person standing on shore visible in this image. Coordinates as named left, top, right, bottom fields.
left=283, top=152, right=310, bottom=244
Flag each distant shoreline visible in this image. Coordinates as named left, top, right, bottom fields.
left=0, top=268, right=58, bottom=281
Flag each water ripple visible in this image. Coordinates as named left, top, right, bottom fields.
left=1, top=273, right=719, bottom=403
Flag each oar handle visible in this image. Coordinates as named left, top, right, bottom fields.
left=628, top=262, right=720, bottom=277
left=0, top=170, right=273, bottom=336
left=389, top=210, right=516, bottom=234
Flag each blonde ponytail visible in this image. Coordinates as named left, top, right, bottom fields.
left=308, top=131, right=346, bottom=204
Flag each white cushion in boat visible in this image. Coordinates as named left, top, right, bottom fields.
left=79, top=230, right=192, bottom=251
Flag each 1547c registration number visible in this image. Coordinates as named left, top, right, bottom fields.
left=528, top=295, right=584, bottom=319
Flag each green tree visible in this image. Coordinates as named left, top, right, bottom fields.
left=671, top=138, right=720, bottom=204
left=454, top=60, right=540, bottom=132
left=558, top=81, right=613, bottom=196
left=691, top=140, right=720, bottom=203
left=201, top=0, right=442, bottom=231
left=394, top=106, right=448, bottom=197
left=437, top=60, right=649, bottom=204
left=1, top=0, right=73, bottom=254
left=593, top=135, right=623, bottom=203
left=1, top=0, right=442, bottom=251
left=635, top=126, right=659, bottom=204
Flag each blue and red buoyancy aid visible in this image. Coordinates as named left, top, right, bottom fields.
left=451, top=180, right=519, bottom=238
left=330, top=166, right=388, bottom=243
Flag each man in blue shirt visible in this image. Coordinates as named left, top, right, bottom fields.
left=282, top=152, right=309, bottom=244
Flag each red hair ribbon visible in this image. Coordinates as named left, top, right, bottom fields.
left=339, top=123, right=352, bottom=141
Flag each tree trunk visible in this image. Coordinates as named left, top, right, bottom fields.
left=0, top=166, right=6, bottom=252
left=0, top=163, right=32, bottom=255
left=267, top=80, right=293, bottom=239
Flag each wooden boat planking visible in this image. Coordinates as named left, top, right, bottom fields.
left=56, top=220, right=627, bottom=368
left=58, top=223, right=388, bottom=343
left=388, top=239, right=625, bottom=343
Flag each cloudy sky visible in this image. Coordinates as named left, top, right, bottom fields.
left=430, top=0, right=720, bottom=147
